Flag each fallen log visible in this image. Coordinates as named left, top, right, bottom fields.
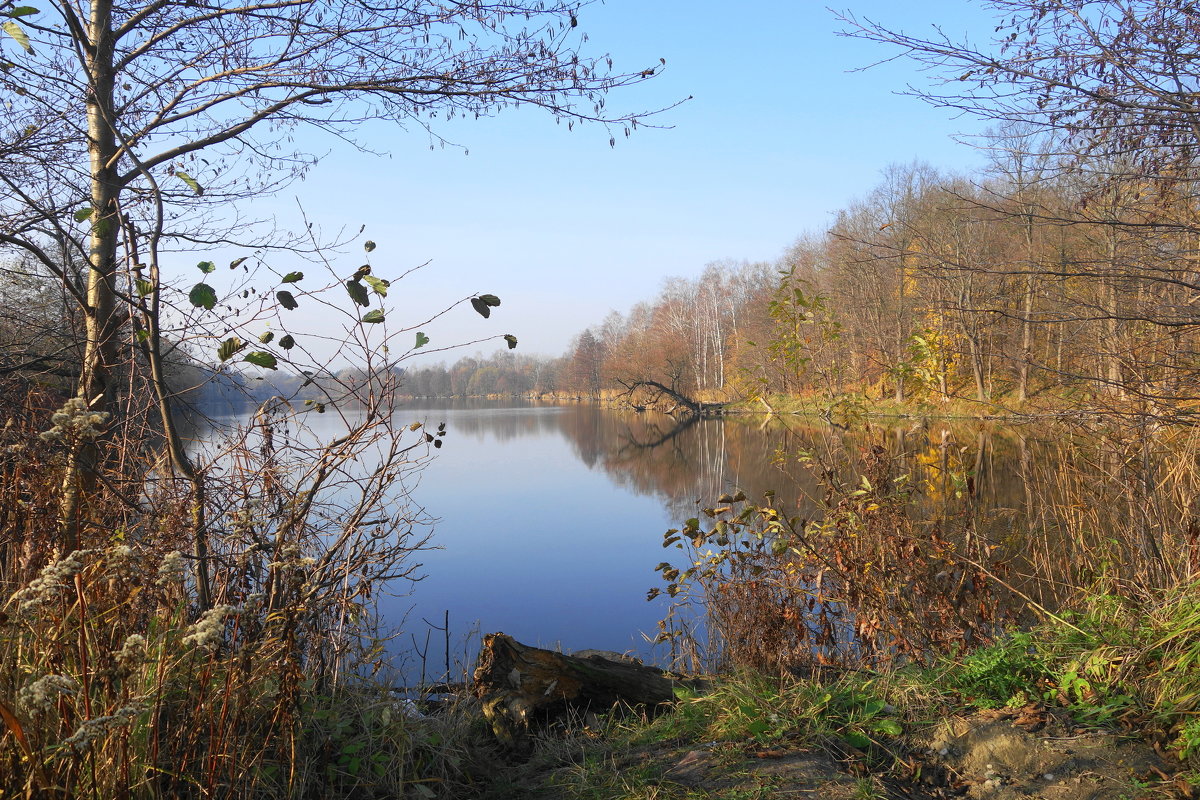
left=616, top=379, right=728, bottom=417
left=472, top=633, right=677, bottom=746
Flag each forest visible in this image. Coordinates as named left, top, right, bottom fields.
left=410, top=148, right=1200, bottom=418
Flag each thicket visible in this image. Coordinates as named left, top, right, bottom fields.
left=0, top=271, right=516, bottom=798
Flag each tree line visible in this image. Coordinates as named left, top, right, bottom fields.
left=425, top=148, right=1200, bottom=418
left=409, top=2, right=1200, bottom=421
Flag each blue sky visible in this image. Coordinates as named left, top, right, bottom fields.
left=236, top=1, right=1000, bottom=359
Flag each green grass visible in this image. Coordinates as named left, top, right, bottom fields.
left=499, top=580, right=1200, bottom=799
left=923, top=579, right=1200, bottom=762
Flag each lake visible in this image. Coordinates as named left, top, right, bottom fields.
left=197, top=399, right=1172, bottom=683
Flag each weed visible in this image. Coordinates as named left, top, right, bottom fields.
left=940, top=633, right=1050, bottom=709
left=653, top=441, right=1023, bottom=674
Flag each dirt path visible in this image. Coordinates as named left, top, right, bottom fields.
left=549, top=706, right=1188, bottom=800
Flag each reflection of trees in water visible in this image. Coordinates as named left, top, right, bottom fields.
left=557, top=411, right=753, bottom=516
left=549, top=409, right=1035, bottom=532
left=408, top=402, right=1191, bottom=597
left=396, top=398, right=568, bottom=443
left=580, top=412, right=1199, bottom=605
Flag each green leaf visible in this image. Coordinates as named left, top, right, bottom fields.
left=747, top=719, right=771, bottom=738
left=479, top=293, right=501, bottom=307
left=243, top=351, right=278, bottom=370
left=73, top=207, right=93, bottom=222
left=843, top=732, right=872, bottom=750
left=189, top=283, right=216, bottom=310
left=362, top=275, right=390, bottom=297
left=415, top=331, right=429, bottom=349
left=176, top=170, right=203, bottom=196
left=258, top=331, right=274, bottom=344
left=275, top=290, right=298, bottom=310
left=363, top=240, right=376, bottom=253
left=873, top=719, right=903, bottom=737
left=278, top=334, right=295, bottom=350
left=229, top=256, right=248, bottom=270
left=280, top=271, right=303, bottom=283
left=345, top=279, right=369, bottom=307
left=217, top=337, right=245, bottom=362
left=6, top=8, right=38, bottom=18
left=863, top=699, right=887, bottom=717
left=470, top=297, right=491, bottom=318
left=503, top=334, right=517, bottom=350
left=362, top=309, right=384, bottom=323
left=134, top=278, right=153, bottom=297
left=135, top=329, right=149, bottom=343
left=2, top=21, right=31, bottom=52
left=196, top=260, right=216, bottom=274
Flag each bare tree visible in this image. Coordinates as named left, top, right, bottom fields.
left=839, top=0, right=1200, bottom=413
left=0, top=0, right=671, bottom=552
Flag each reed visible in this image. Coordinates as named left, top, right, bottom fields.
left=0, top=374, right=495, bottom=798
left=654, top=416, right=1200, bottom=679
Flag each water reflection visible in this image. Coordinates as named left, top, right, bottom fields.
left=194, top=399, right=1195, bottom=679
left=381, top=401, right=1049, bottom=675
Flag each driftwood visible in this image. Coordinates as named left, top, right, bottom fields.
left=472, top=633, right=677, bottom=746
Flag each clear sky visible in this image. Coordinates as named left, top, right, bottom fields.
left=230, top=1, right=1001, bottom=360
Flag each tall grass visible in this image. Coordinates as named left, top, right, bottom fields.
left=653, top=417, right=1200, bottom=681
left=653, top=437, right=1024, bottom=674
left=0, top=378, right=496, bottom=798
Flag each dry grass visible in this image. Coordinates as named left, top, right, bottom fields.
left=0, top=376, right=499, bottom=799
left=653, top=416, right=1200, bottom=679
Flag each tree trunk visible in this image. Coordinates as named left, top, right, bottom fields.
left=1018, top=273, right=1033, bottom=403
left=472, top=633, right=678, bottom=747
left=620, top=379, right=719, bottom=416
left=60, top=0, right=121, bottom=549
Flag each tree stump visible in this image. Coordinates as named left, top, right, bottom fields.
left=472, top=633, right=677, bottom=746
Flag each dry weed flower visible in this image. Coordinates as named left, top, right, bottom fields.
left=105, top=544, right=135, bottom=577
left=116, top=634, right=148, bottom=667
left=11, top=550, right=94, bottom=613
left=230, top=507, right=257, bottom=536
left=182, top=605, right=235, bottom=651
left=17, top=674, right=80, bottom=714
left=156, top=550, right=185, bottom=586
left=39, top=397, right=110, bottom=442
left=269, top=542, right=316, bottom=569
left=61, top=705, right=143, bottom=753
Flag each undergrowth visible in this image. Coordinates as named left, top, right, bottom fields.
left=937, top=579, right=1200, bottom=767
left=0, top=382, right=502, bottom=799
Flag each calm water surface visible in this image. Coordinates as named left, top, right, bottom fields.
left=380, top=401, right=680, bottom=676
left=203, top=399, right=1059, bottom=680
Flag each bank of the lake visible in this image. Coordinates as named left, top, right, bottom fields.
left=454, top=581, right=1200, bottom=799
left=189, top=398, right=1197, bottom=686
left=8, top=397, right=1198, bottom=799
left=418, top=388, right=1147, bottom=425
